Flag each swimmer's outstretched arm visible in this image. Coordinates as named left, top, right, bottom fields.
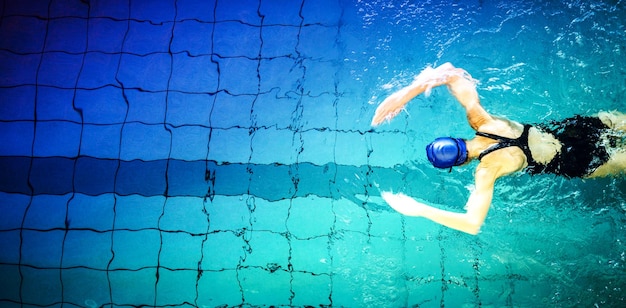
left=383, top=164, right=504, bottom=235
left=371, top=63, right=493, bottom=130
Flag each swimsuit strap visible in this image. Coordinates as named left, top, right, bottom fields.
left=476, top=125, right=535, bottom=164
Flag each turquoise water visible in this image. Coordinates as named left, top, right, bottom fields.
left=1, top=0, right=625, bottom=306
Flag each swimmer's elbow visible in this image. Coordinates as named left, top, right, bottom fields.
left=465, top=225, right=481, bottom=236
left=463, top=217, right=483, bottom=235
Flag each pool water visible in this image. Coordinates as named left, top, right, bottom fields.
left=1, top=0, right=625, bottom=306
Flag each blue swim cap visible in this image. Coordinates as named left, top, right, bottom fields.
left=426, top=137, right=468, bottom=169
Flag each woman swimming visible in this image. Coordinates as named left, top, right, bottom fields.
left=372, top=63, right=626, bottom=235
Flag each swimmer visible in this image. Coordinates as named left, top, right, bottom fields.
left=372, top=62, right=626, bottom=235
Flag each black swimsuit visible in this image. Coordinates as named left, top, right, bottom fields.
left=476, top=116, right=611, bottom=178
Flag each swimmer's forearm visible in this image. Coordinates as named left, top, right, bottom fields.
left=417, top=204, right=482, bottom=235
left=371, top=81, right=429, bottom=126
left=382, top=192, right=482, bottom=235
left=371, top=63, right=455, bottom=126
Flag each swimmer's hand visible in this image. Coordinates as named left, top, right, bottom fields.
left=381, top=191, right=425, bottom=217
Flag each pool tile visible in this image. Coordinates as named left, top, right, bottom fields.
left=298, top=130, right=335, bottom=166
left=76, top=87, right=128, bottom=124
left=216, top=57, right=260, bottom=95
left=206, top=127, right=251, bottom=163
left=160, top=197, right=208, bottom=234
left=201, top=232, right=246, bottom=270
left=60, top=268, right=109, bottom=306
left=90, top=0, right=129, bottom=19
left=0, top=122, right=34, bottom=156
left=78, top=53, right=122, bottom=89
left=115, top=160, right=167, bottom=195
left=33, top=121, right=81, bottom=157
left=368, top=209, right=404, bottom=239
left=302, top=60, right=339, bottom=96
left=207, top=195, right=250, bottom=232
left=172, top=51, right=220, bottom=94
left=286, top=196, right=334, bottom=238
left=29, top=158, right=74, bottom=195
left=169, top=125, right=210, bottom=161
left=250, top=198, right=289, bottom=233
left=38, top=52, right=84, bottom=88
left=20, top=268, right=62, bottom=306
left=0, top=193, right=30, bottom=230
left=239, top=267, right=292, bottom=306
left=158, top=232, right=203, bottom=269
left=3, top=1, right=49, bottom=16
left=406, top=282, right=443, bottom=307
left=403, top=237, right=442, bottom=277
left=302, top=0, right=342, bottom=25
left=0, top=52, right=40, bottom=86
left=74, top=157, right=117, bottom=194
left=87, top=18, right=127, bottom=53
left=67, top=194, right=115, bottom=231
left=36, top=87, right=81, bottom=122
left=109, top=268, right=157, bottom=304
left=166, top=160, right=209, bottom=196
left=300, top=95, right=338, bottom=130
left=115, top=195, right=166, bottom=230
left=20, top=230, right=64, bottom=267
left=332, top=198, right=370, bottom=233
left=197, top=270, right=242, bottom=306
left=248, top=166, right=295, bottom=201
left=123, top=21, right=172, bottom=55
left=80, top=124, right=122, bottom=159
left=291, top=272, right=332, bottom=306
left=125, top=90, right=167, bottom=124
left=253, top=92, right=300, bottom=129
left=298, top=25, right=340, bottom=60
left=130, top=0, right=176, bottom=22
left=258, top=57, right=304, bottom=97
left=0, top=16, right=46, bottom=53
left=333, top=131, right=368, bottom=166
left=211, top=164, right=250, bottom=197
left=328, top=231, right=371, bottom=305
left=176, top=0, right=216, bottom=22
left=45, top=18, right=88, bottom=53
left=23, top=194, right=70, bottom=230
left=250, top=127, right=296, bottom=165
left=213, top=21, right=261, bottom=58
left=215, top=0, right=262, bottom=24
left=166, top=92, right=213, bottom=126
left=0, top=86, right=35, bottom=121
left=368, top=132, right=411, bottom=167
left=50, top=1, right=89, bottom=18
left=118, top=53, right=171, bottom=92
left=442, top=283, right=480, bottom=307
left=291, top=236, right=331, bottom=273
left=172, top=20, right=214, bottom=55
left=155, top=270, right=198, bottom=306
left=210, top=92, right=253, bottom=129
left=260, top=25, right=299, bottom=58
left=0, top=231, right=21, bottom=263
left=62, top=230, right=113, bottom=269
left=111, top=230, right=161, bottom=269
left=120, top=122, right=171, bottom=161
left=335, top=96, right=373, bottom=131
left=0, top=265, right=21, bottom=302
left=260, top=0, right=303, bottom=25
left=241, top=231, right=290, bottom=270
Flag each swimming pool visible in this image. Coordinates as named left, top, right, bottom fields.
left=0, top=0, right=625, bottom=306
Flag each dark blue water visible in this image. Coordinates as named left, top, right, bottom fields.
left=1, top=0, right=625, bottom=306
